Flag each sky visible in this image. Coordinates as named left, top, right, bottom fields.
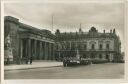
left=4, top=1, right=125, bottom=51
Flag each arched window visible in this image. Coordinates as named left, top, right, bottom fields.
left=91, top=44, right=95, bottom=49
left=99, top=44, right=103, bottom=50
left=106, top=44, right=109, bottom=49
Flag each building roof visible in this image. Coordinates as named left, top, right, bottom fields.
left=55, top=27, right=118, bottom=40
left=4, top=16, right=55, bottom=39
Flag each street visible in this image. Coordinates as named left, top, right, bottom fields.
left=5, top=63, right=124, bottom=79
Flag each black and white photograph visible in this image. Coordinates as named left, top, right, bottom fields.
left=1, top=0, right=127, bottom=83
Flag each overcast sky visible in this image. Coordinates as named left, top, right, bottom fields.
left=4, top=1, right=124, bottom=51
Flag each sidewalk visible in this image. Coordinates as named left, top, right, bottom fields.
left=4, top=60, right=63, bottom=71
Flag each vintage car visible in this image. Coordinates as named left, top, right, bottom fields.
left=63, top=50, right=91, bottom=66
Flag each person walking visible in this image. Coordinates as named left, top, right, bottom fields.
left=30, top=56, right=33, bottom=64
left=63, top=57, right=67, bottom=67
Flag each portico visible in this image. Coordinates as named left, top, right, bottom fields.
left=19, top=37, right=55, bottom=62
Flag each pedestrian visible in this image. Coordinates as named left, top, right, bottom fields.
left=7, top=58, right=9, bottom=65
left=66, top=57, right=70, bottom=67
left=30, top=56, right=33, bottom=64
left=63, top=57, right=66, bottom=67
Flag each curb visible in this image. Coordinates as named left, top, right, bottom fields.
left=5, top=65, right=63, bottom=71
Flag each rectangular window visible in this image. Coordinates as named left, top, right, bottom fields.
left=84, top=44, right=87, bottom=50
left=106, top=44, right=109, bottom=49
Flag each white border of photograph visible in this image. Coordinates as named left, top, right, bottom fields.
left=1, top=0, right=128, bottom=84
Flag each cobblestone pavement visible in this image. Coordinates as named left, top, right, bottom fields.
left=5, top=63, right=124, bottom=79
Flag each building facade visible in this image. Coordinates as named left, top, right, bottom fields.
left=55, top=27, right=122, bottom=62
left=4, top=16, right=122, bottom=64
left=4, top=16, right=55, bottom=64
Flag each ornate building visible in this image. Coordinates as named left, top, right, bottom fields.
left=55, top=27, right=122, bottom=62
left=4, top=16, right=55, bottom=64
left=4, top=16, right=122, bottom=64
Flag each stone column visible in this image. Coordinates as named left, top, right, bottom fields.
left=51, top=43, right=55, bottom=60
left=42, top=42, right=45, bottom=60
left=18, top=38, right=22, bottom=64
left=49, top=43, right=52, bottom=60
left=34, top=40, right=37, bottom=60
left=47, top=43, right=49, bottom=60
left=31, top=40, right=34, bottom=58
left=25, top=39, right=28, bottom=60
left=36, top=41, right=39, bottom=60
left=47, top=43, right=50, bottom=60
left=39, top=41, right=42, bottom=60
left=41, top=42, right=44, bottom=60
left=28, top=39, right=31, bottom=60
left=44, top=42, right=47, bottom=60
left=20, top=39, right=23, bottom=63
left=51, top=43, right=53, bottom=60
left=51, top=43, right=54, bottom=60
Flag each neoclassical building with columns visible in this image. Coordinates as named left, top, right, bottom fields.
left=4, top=16, right=122, bottom=64
left=4, top=16, right=55, bottom=64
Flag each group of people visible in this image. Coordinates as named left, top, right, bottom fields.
left=22, top=57, right=33, bottom=64
left=63, top=57, right=70, bottom=67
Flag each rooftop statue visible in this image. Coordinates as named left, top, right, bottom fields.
left=89, top=26, right=97, bottom=33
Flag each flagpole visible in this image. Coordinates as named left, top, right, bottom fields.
left=52, top=14, right=54, bottom=32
